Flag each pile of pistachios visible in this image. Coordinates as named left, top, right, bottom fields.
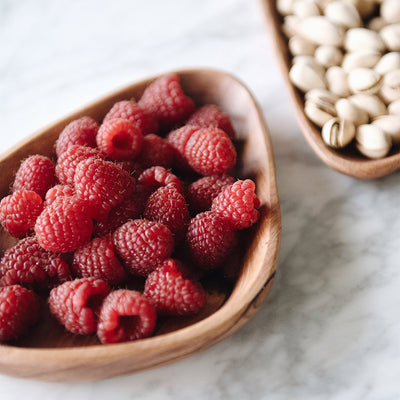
left=279, top=0, right=400, bottom=159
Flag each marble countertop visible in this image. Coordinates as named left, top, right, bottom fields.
left=1, top=0, right=400, bottom=399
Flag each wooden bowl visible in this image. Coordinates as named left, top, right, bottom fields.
left=0, top=68, right=281, bottom=381
left=261, top=0, right=400, bottom=180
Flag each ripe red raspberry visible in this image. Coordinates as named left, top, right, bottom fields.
left=13, top=155, right=57, bottom=199
left=74, top=158, right=135, bottom=220
left=0, top=190, right=43, bottom=238
left=55, top=145, right=105, bottom=186
left=93, top=195, right=143, bottom=237
left=211, top=179, right=260, bottom=230
left=136, top=134, right=175, bottom=169
left=55, top=116, right=99, bottom=157
left=186, top=211, right=237, bottom=270
left=187, top=174, right=236, bottom=214
left=144, top=186, right=189, bottom=243
left=96, top=118, right=144, bottom=161
left=0, top=285, right=41, bottom=342
left=138, top=74, right=195, bottom=131
left=103, top=100, right=158, bottom=135
left=184, top=127, right=237, bottom=176
left=49, top=278, right=110, bottom=335
left=137, top=166, right=183, bottom=195
left=187, top=104, right=236, bottom=139
left=115, top=160, right=144, bottom=179
left=0, top=236, right=70, bottom=290
left=45, top=184, right=75, bottom=205
left=113, top=219, right=174, bottom=276
left=97, top=289, right=156, bottom=344
left=72, top=236, right=126, bottom=285
left=165, top=125, right=200, bottom=171
left=144, top=259, right=206, bottom=316
left=35, top=196, right=93, bottom=253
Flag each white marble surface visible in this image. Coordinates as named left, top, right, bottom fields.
left=1, top=0, right=400, bottom=399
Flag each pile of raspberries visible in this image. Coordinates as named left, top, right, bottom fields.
left=0, top=74, right=260, bottom=344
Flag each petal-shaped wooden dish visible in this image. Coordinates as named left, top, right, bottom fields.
left=0, top=68, right=281, bottom=382
left=261, top=0, right=400, bottom=180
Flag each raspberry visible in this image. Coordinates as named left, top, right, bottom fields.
left=165, top=125, right=200, bottom=170
left=186, top=211, right=237, bottom=270
left=35, top=196, right=93, bottom=253
left=138, top=74, right=195, bottom=131
left=113, top=219, right=174, bottom=276
left=96, top=118, right=143, bottom=161
left=49, top=278, right=110, bottom=335
left=144, top=259, right=206, bottom=316
left=211, top=179, right=260, bottom=230
left=137, top=166, right=183, bottom=195
left=136, top=134, right=175, bottom=169
left=0, top=285, right=40, bottom=342
left=45, top=184, right=75, bottom=205
left=144, top=186, right=189, bottom=243
left=97, top=289, right=156, bottom=344
left=187, top=104, right=236, bottom=139
left=13, top=155, right=57, bottom=199
left=184, top=127, right=237, bottom=176
left=55, top=116, right=99, bottom=157
left=115, top=160, right=144, bottom=179
left=74, top=158, right=135, bottom=220
left=103, top=100, right=158, bottom=135
left=72, top=236, right=126, bottom=285
left=0, top=190, right=43, bottom=238
left=55, top=145, right=104, bottom=186
left=0, top=236, right=70, bottom=290
left=93, top=195, right=143, bottom=237
left=187, top=174, right=236, bottom=214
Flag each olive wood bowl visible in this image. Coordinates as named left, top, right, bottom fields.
left=261, top=0, right=400, bottom=180
left=0, top=68, right=281, bottom=381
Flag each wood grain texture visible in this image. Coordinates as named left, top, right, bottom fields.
left=261, top=0, right=400, bottom=180
left=0, top=68, right=281, bottom=381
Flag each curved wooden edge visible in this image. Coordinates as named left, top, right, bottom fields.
left=260, top=0, right=400, bottom=180
left=0, top=67, right=282, bottom=381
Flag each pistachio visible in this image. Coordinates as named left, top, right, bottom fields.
left=277, top=0, right=296, bottom=16
left=372, top=115, right=400, bottom=143
left=293, top=0, right=321, bottom=18
left=380, top=24, right=400, bottom=52
left=300, top=16, right=345, bottom=46
left=368, top=16, right=386, bottom=32
left=374, top=52, right=400, bottom=75
left=292, top=55, right=326, bottom=76
left=356, top=124, right=392, bottom=159
left=343, top=0, right=376, bottom=19
left=282, top=15, right=301, bottom=38
left=388, top=98, right=400, bottom=114
left=348, top=93, right=387, bottom=119
left=335, top=98, right=369, bottom=126
left=304, top=89, right=338, bottom=127
left=344, top=28, right=386, bottom=53
left=289, top=62, right=327, bottom=92
left=342, top=50, right=381, bottom=72
left=289, top=36, right=318, bottom=56
left=348, top=68, right=383, bottom=95
left=322, top=117, right=356, bottom=148
left=326, top=66, right=351, bottom=97
left=380, top=69, right=400, bottom=103
left=325, top=1, right=362, bottom=28
left=315, top=45, right=343, bottom=67
left=305, top=88, right=339, bottom=104
left=381, top=0, right=400, bottom=24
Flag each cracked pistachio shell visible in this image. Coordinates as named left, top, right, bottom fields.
left=335, top=98, right=369, bottom=126
left=342, top=50, right=381, bottom=72
left=380, top=69, right=400, bottom=103
left=299, top=16, right=345, bottom=46
left=289, top=62, right=327, bottom=92
left=374, top=52, right=400, bottom=75
left=326, top=66, right=351, bottom=97
left=304, top=89, right=338, bottom=127
left=381, top=0, right=400, bottom=24
left=293, top=0, right=321, bottom=18
left=289, top=36, right=317, bottom=56
left=344, top=28, right=386, bottom=53
left=314, top=45, right=343, bottom=68
left=325, top=1, right=362, bottom=28
left=372, top=115, right=400, bottom=143
left=356, top=124, right=392, bottom=159
left=292, top=55, right=326, bottom=76
left=348, top=68, right=383, bottom=95
left=380, top=24, right=400, bottom=52
left=388, top=98, right=400, bottom=114
left=348, top=94, right=387, bottom=119
left=321, top=117, right=356, bottom=148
